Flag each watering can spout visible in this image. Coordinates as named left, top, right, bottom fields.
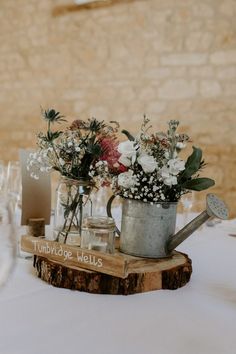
left=167, top=194, right=229, bottom=253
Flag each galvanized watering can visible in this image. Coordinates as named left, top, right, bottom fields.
left=107, top=194, right=229, bottom=258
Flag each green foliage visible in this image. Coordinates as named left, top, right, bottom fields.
left=178, top=146, right=215, bottom=192
left=181, top=177, right=215, bottom=191
left=42, top=130, right=63, bottom=143
left=179, top=146, right=202, bottom=181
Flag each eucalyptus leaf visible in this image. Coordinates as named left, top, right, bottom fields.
left=179, top=146, right=202, bottom=181
left=182, top=177, right=215, bottom=191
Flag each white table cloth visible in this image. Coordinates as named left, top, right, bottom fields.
left=0, top=218, right=236, bottom=354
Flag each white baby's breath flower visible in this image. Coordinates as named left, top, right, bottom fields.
left=118, top=170, right=137, bottom=189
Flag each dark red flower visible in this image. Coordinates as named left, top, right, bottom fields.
left=99, top=137, right=126, bottom=174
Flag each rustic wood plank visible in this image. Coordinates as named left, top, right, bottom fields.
left=21, top=235, right=128, bottom=278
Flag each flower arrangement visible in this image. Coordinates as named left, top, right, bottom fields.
left=27, top=108, right=121, bottom=243
left=28, top=110, right=214, bottom=203
left=28, top=110, right=214, bottom=244
left=111, top=117, right=215, bottom=203
left=28, top=108, right=121, bottom=184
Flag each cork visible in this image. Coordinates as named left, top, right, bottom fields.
left=28, top=218, right=45, bottom=237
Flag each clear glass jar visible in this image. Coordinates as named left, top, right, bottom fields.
left=90, top=186, right=111, bottom=216
left=81, top=216, right=116, bottom=254
left=53, top=177, right=93, bottom=245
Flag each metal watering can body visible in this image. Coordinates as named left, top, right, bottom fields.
left=107, top=194, right=229, bottom=259
left=120, top=199, right=177, bottom=258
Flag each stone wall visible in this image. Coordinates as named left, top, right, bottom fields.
left=0, top=0, right=235, bottom=215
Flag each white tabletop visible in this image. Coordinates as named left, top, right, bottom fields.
left=0, top=217, right=236, bottom=354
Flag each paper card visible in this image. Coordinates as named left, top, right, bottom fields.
left=20, top=149, right=51, bottom=225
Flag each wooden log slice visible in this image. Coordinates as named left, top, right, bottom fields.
left=33, top=252, right=192, bottom=295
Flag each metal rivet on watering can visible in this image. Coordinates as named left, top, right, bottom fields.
left=167, top=193, right=229, bottom=253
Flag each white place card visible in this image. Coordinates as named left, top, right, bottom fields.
left=20, top=149, right=51, bottom=225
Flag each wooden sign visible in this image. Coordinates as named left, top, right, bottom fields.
left=21, top=235, right=191, bottom=280
left=21, top=235, right=127, bottom=278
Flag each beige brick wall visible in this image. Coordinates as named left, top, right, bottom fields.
left=0, top=0, right=235, bottom=215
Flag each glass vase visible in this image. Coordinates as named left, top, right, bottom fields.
left=53, top=177, right=93, bottom=245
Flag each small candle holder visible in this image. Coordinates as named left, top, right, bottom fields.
left=81, top=216, right=116, bottom=254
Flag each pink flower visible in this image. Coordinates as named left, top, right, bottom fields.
left=99, top=137, right=127, bottom=174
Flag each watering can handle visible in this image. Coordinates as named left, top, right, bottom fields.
left=106, top=195, right=121, bottom=236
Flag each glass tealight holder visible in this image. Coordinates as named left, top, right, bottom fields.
left=81, top=216, right=116, bottom=254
